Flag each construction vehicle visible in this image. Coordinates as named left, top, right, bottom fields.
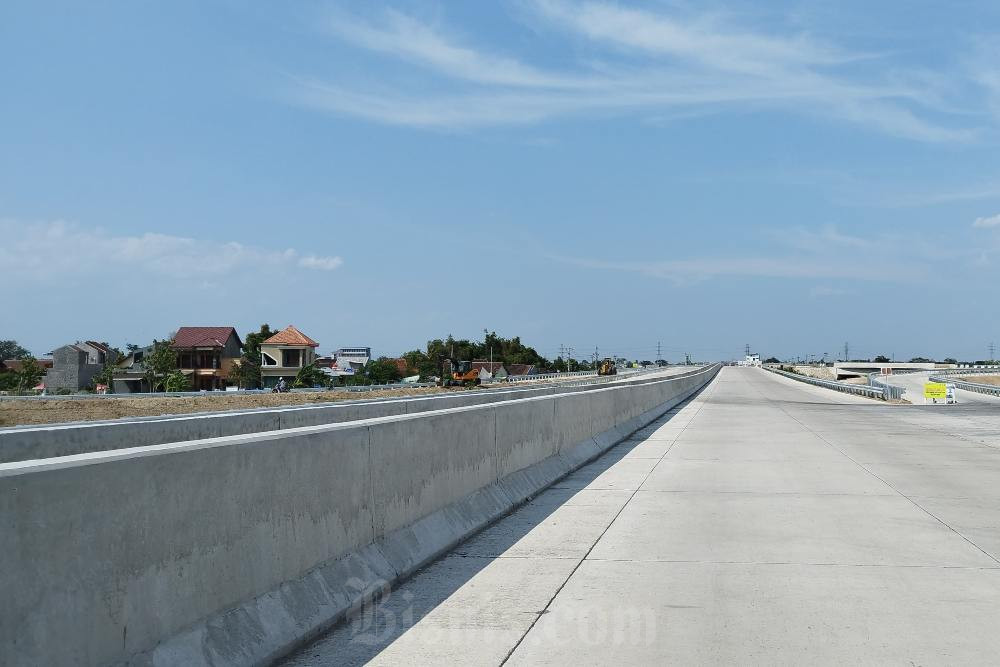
left=439, top=359, right=482, bottom=387
left=597, top=358, right=617, bottom=376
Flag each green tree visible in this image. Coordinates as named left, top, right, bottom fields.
left=142, top=339, right=178, bottom=392
left=873, top=355, right=891, bottom=363
left=90, top=344, right=123, bottom=392
left=234, top=324, right=272, bottom=389
left=423, top=331, right=551, bottom=369
left=0, top=340, right=32, bottom=360
left=365, top=357, right=402, bottom=384
left=16, top=357, right=45, bottom=392
left=401, top=349, right=440, bottom=381
left=293, top=363, right=327, bottom=388
left=163, top=370, right=191, bottom=392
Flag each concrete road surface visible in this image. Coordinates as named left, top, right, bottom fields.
left=283, top=367, right=1000, bottom=666
left=884, top=370, right=1000, bottom=406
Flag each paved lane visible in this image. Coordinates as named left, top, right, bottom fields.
left=283, top=367, right=1000, bottom=666
left=886, top=369, right=1000, bottom=405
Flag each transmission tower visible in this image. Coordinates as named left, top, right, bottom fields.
left=843, top=341, right=849, bottom=362
left=990, top=342, right=996, bottom=361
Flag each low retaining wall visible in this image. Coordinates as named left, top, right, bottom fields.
left=0, top=372, right=681, bottom=464
left=1, top=365, right=719, bottom=666
left=763, top=366, right=889, bottom=399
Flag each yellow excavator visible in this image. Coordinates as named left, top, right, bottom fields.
left=598, top=358, right=617, bottom=376
left=439, top=359, right=482, bottom=387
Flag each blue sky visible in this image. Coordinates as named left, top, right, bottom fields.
left=2, top=1, right=999, bottom=362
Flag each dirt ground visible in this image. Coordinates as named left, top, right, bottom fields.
left=0, top=386, right=457, bottom=427
left=968, top=375, right=1000, bottom=386
left=790, top=365, right=836, bottom=380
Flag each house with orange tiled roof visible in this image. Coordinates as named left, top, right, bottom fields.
left=260, top=325, right=319, bottom=389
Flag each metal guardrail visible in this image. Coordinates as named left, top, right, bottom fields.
left=0, top=366, right=676, bottom=401
left=480, top=366, right=661, bottom=385
left=928, top=374, right=1000, bottom=398
left=764, top=366, right=889, bottom=399
left=0, top=382, right=438, bottom=401
left=930, top=367, right=1000, bottom=377
left=481, top=369, right=599, bottom=384
left=866, top=373, right=906, bottom=401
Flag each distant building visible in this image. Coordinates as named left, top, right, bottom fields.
left=335, top=347, right=371, bottom=366
left=44, top=341, right=115, bottom=391
left=1, top=358, right=53, bottom=373
left=313, top=355, right=335, bottom=369
left=470, top=361, right=507, bottom=380
left=112, top=344, right=154, bottom=393
left=260, top=325, right=319, bottom=389
left=505, top=364, right=537, bottom=377
left=322, top=347, right=372, bottom=378
left=171, top=327, right=243, bottom=391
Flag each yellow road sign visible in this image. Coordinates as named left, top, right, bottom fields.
left=924, top=382, right=947, bottom=399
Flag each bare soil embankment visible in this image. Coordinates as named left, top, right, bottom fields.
left=0, top=386, right=455, bottom=427
left=964, top=375, right=1000, bottom=386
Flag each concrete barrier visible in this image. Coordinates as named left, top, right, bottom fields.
left=0, top=371, right=691, bottom=464
left=1, top=365, right=719, bottom=666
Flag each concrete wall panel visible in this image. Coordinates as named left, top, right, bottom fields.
left=494, top=398, right=559, bottom=479
left=369, top=410, right=498, bottom=537
left=2, top=426, right=373, bottom=667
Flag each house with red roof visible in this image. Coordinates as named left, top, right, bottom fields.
left=470, top=360, right=507, bottom=380
left=171, top=326, right=243, bottom=391
left=260, top=325, right=319, bottom=389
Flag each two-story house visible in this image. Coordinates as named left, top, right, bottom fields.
left=260, top=325, right=319, bottom=388
left=171, top=327, right=243, bottom=391
left=44, top=341, right=115, bottom=391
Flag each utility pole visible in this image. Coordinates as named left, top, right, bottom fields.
left=657, top=341, right=662, bottom=360
left=843, top=341, right=849, bottom=362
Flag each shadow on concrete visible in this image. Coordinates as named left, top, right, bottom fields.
left=278, top=390, right=707, bottom=666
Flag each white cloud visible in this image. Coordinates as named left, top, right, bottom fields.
left=288, top=2, right=986, bottom=142
left=973, top=213, right=1000, bottom=228
left=531, top=0, right=850, bottom=74
left=298, top=254, right=343, bottom=270
left=0, top=219, right=343, bottom=278
left=327, top=9, right=593, bottom=89
left=778, top=225, right=872, bottom=252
